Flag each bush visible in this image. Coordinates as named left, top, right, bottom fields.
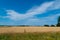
left=51, top=25, right=55, bottom=27
left=44, top=25, right=49, bottom=27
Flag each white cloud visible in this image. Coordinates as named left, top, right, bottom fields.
left=3, top=2, right=54, bottom=20
left=25, top=13, right=60, bottom=25
left=26, top=2, right=54, bottom=16
left=6, top=10, right=26, bottom=20
left=48, top=0, right=60, bottom=10
left=0, top=0, right=60, bottom=25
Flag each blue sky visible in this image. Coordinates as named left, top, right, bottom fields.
left=0, top=0, right=60, bottom=26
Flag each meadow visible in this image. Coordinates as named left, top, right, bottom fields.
left=0, top=32, right=59, bottom=40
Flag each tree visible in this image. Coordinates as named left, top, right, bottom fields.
left=56, top=16, right=60, bottom=27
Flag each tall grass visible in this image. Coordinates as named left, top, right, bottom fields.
left=0, top=32, right=59, bottom=40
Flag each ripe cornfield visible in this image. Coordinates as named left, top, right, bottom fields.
left=0, top=27, right=60, bottom=40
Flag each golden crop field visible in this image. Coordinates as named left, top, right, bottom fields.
left=0, top=27, right=60, bottom=33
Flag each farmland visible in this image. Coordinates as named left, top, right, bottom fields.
left=0, top=27, right=60, bottom=40
left=0, top=32, right=60, bottom=40
left=0, top=27, right=60, bottom=33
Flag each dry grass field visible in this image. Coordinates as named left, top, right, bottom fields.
left=0, top=27, right=60, bottom=40
left=0, top=27, right=60, bottom=33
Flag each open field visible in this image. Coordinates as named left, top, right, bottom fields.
left=0, top=32, right=59, bottom=40
left=0, top=27, right=60, bottom=40
left=0, top=27, right=60, bottom=33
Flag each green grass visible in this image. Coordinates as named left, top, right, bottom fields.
left=0, top=32, right=59, bottom=40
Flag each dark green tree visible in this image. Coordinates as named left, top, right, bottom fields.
left=56, top=16, right=60, bottom=27
left=51, top=25, right=55, bottom=27
left=44, top=25, right=49, bottom=27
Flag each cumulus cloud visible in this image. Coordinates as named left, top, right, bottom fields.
left=4, top=2, right=54, bottom=20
